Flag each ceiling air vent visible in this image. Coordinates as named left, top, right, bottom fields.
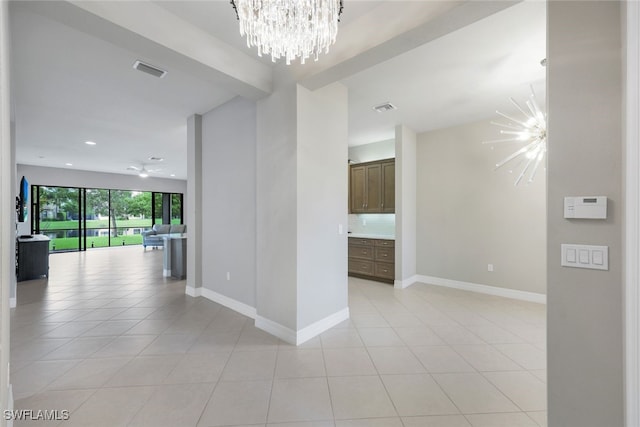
left=373, top=102, right=397, bottom=113
left=133, top=60, right=167, bottom=78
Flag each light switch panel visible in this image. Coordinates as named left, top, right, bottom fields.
left=561, top=244, right=609, bottom=270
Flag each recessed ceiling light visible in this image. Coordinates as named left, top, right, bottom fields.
left=170, top=174, right=176, bottom=177
left=85, top=141, right=97, bottom=146
left=65, top=163, right=73, bottom=166
left=149, top=156, right=164, bottom=162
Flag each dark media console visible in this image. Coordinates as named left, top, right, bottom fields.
left=16, top=235, right=50, bottom=282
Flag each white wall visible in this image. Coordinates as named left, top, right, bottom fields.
left=416, top=119, right=546, bottom=294
left=255, top=75, right=349, bottom=339
left=17, top=164, right=186, bottom=193
left=348, top=139, right=394, bottom=163
left=256, top=74, right=298, bottom=330
left=296, top=83, right=348, bottom=329
left=395, top=125, right=417, bottom=286
left=201, top=97, right=257, bottom=308
left=547, top=2, right=623, bottom=425
left=1, top=0, right=12, bottom=414
left=186, top=114, right=202, bottom=292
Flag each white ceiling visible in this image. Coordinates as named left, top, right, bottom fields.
left=344, top=0, right=546, bottom=145
left=10, top=0, right=546, bottom=179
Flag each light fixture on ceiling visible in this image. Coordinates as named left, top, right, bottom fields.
left=65, top=163, right=73, bottom=166
left=483, top=86, right=547, bottom=186
left=373, top=102, right=397, bottom=113
left=84, top=141, right=96, bottom=146
left=230, top=0, right=344, bottom=65
left=170, top=174, right=176, bottom=177
left=127, top=165, right=160, bottom=178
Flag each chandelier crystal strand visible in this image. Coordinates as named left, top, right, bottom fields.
left=482, top=87, right=547, bottom=186
left=232, top=0, right=342, bottom=65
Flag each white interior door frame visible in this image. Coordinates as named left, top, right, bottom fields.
left=625, top=1, right=640, bottom=426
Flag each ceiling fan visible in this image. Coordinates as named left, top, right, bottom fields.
left=127, top=164, right=161, bottom=178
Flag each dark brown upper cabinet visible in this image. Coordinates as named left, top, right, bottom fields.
left=349, top=158, right=395, bottom=214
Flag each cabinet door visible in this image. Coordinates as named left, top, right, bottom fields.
left=365, top=164, right=382, bottom=212
left=350, top=166, right=366, bottom=213
left=374, top=262, right=395, bottom=279
left=381, top=161, right=395, bottom=213
left=348, top=258, right=374, bottom=275
left=348, top=244, right=374, bottom=260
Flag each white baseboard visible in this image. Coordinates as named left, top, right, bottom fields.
left=184, top=286, right=201, bottom=297
left=296, top=307, right=350, bottom=345
left=9, top=297, right=16, bottom=308
left=200, top=287, right=257, bottom=319
left=255, top=316, right=297, bottom=345
left=256, top=307, right=350, bottom=346
left=394, top=275, right=419, bottom=289
left=414, top=274, right=546, bottom=304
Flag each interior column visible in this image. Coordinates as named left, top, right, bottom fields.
left=394, top=125, right=417, bottom=288
left=186, top=114, right=202, bottom=295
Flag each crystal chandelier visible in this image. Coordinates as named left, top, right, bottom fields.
left=230, top=0, right=344, bottom=65
left=483, top=87, right=547, bottom=186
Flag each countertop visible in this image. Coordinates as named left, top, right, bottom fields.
left=348, top=233, right=395, bottom=240
left=17, top=234, right=50, bottom=243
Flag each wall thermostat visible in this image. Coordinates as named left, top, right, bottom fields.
left=564, top=196, right=607, bottom=219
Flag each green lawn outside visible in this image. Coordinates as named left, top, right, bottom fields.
left=50, top=235, right=143, bottom=251
left=40, top=218, right=182, bottom=231
left=41, top=219, right=153, bottom=230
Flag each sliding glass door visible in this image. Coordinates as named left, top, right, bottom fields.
left=33, top=185, right=182, bottom=252
left=34, top=186, right=81, bottom=251
left=108, top=190, right=152, bottom=247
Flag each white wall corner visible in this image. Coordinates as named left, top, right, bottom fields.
left=200, top=287, right=257, bottom=319
left=416, top=275, right=547, bottom=304
left=255, top=308, right=350, bottom=346
left=184, top=286, right=201, bottom=298
left=394, top=275, right=419, bottom=289
left=255, top=315, right=297, bottom=345
left=9, top=297, right=15, bottom=308
left=296, top=307, right=350, bottom=345
left=7, top=383, right=13, bottom=427
left=625, top=0, right=640, bottom=425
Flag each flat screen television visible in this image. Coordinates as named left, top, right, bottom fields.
left=17, top=176, right=28, bottom=223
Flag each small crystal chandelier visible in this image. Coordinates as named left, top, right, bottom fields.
left=230, top=0, right=344, bottom=65
left=483, top=87, right=547, bottom=186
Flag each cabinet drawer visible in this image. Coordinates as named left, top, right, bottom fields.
left=348, top=258, right=374, bottom=275
left=349, top=245, right=374, bottom=260
left=374, top=239, right=394, bottom=247
left=349, top=237, right=373, bottom=246
left=375, top=262, right=395, bottom=279
left=375, top=247, right=394, bottom=262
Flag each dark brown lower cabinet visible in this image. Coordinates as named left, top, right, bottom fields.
left=348, top=237, right=395, bottom=284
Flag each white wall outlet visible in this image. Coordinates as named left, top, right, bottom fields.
left=226, top=272, right=230, bottom=281
left=488, top=264, right=494, bottom=272
left=338, top=224, right=343, bottom=234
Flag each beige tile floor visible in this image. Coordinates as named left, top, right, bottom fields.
left=10, top=246, right=547, bottom=427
